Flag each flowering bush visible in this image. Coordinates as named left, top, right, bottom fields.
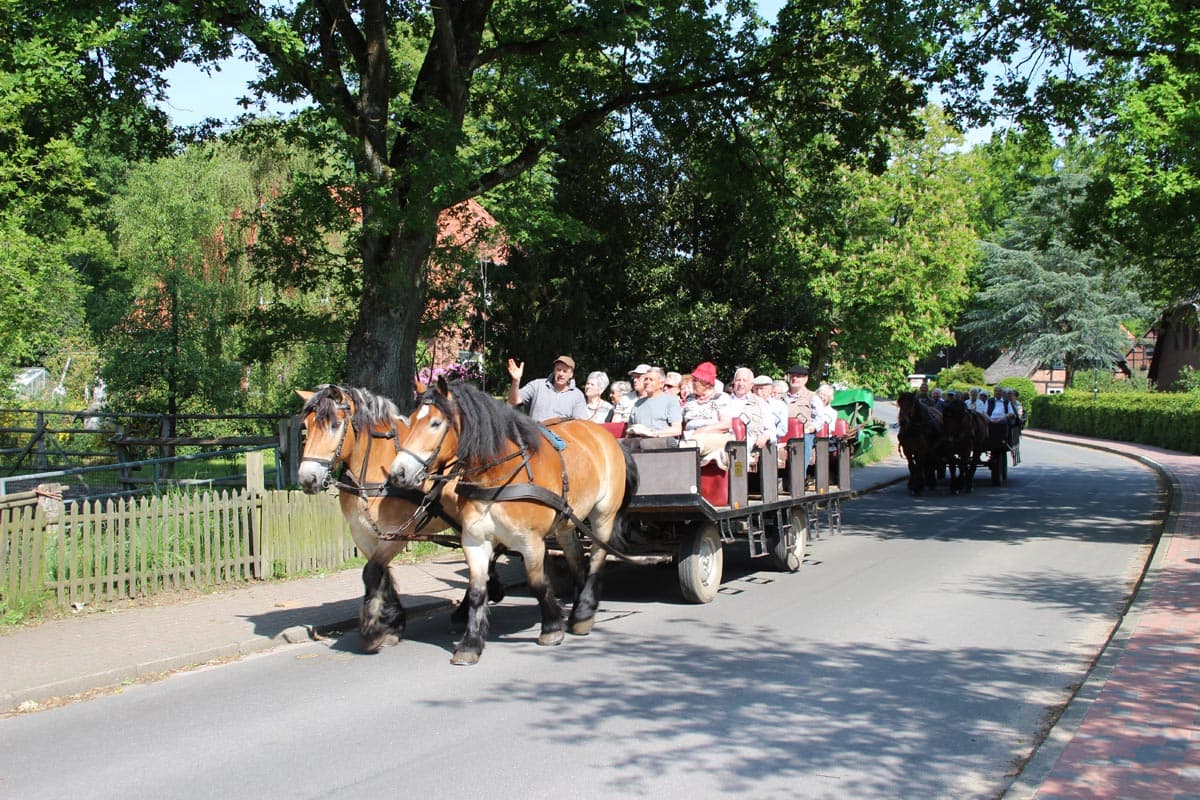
left=418, top=361, right=485, bottom=385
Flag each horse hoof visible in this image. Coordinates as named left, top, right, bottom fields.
left=537, top=630, right=565, bottom=647
left=361, top=632, right=401, bottom=652
left=450, top=649, right=480, bottom=666
left=569, top=617, right=595, bottom=636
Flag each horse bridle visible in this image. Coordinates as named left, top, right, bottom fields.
left=396, top=394, right=461, bottom=482
left=300, top=401, right=352, bottom=487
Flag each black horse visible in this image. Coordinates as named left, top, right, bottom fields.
left=939, top=398, right=989, bottom=494
left=896, top=391, right=944, bottom=495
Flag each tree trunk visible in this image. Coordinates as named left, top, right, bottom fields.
left=344, top=223, right=436, bottom=409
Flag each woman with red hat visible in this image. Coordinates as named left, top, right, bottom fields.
left=681, top=361, right=734, bottom=467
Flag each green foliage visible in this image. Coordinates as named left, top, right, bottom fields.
left=159, top=0, right=1040, bottom=403
left=1070, top=368, right=1151, bottom=394
left=488, top=105, right=981, bottom=397
left=99, top=144, right=254, bottom=415
left=996, top=376, right=1037, bottom=409
left=1170, top=366, right=1200, bottom=394
left=0, top=215, right=98, bottom=381
left=936, top=362, right=986, bottom=389
left=790, top=107, right=981, bottom=391
left=851, top=429, right=894, bottom=467
left=1031, top=389, right=1200, bottom=454
left=962, top=167, right=1148, bottom=384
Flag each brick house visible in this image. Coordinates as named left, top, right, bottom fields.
left=421, top=199, right=510, bottom=377
left=1148, top=302, right=1200, bottom=390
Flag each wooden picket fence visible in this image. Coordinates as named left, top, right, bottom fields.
left=1, top=489, right=354, bottom=615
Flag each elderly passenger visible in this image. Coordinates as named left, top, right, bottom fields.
left=682, top=361, right=733, bottom=466
left=664, top=371, right=684, bottom=404
left=726, top=367, right=776, bottom=450
left=755, top=375, right=789, bottom=440
left=811, top=383, right=838, bottom=434
left=608, top=380, right=634, bottom=423
left=583, top=371, right=614, bottom=423
left=626, top=367, right=683, bottom=438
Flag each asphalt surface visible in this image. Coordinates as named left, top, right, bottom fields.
left=1, top=425, right=1196, bottom=798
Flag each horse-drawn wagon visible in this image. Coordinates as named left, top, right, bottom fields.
left=299, top=378, right=864, bottom=663
left=613, top=423, right=856, bottom=603
left=898, top=391, right=1018, bottom=495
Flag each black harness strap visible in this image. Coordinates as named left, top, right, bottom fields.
left=454, top=426, right=593, bottom=538
left=332, top=416, right=463, bottom=543
left=455, top=480, right=594, bottom=538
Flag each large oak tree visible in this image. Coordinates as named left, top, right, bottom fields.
left=162, top=0, right=981, bottom=402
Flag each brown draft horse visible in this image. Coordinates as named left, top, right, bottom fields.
left=295, top=384, right=504, bottom=651
left=896, top=391, right=944, bottom=495
left=388, top=377, right=638, bottom=666
left=939, top=398, right=989, bottom=494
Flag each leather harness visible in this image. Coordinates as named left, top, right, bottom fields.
left=301, top=402, right=462, bottom=545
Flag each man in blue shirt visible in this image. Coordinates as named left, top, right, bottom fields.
left=626, top=367, right=683, bottom=438
left=506, top=355, right=588, bottom=421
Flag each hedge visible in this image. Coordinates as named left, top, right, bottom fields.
left=1029, top=389, right=1200, bottom=454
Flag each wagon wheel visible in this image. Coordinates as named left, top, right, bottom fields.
left=767, top=508, right=806, bottom=573
left=677, top=522, right=724, bottom=603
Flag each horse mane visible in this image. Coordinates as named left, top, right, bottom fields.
left=302, top=384, right=400, bottom=432
left=422, top=381, right=543, bottom=465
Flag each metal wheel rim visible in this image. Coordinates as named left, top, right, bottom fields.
left=697, top=535, right=718, bottom=582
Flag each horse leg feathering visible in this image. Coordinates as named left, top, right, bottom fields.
left=451, top=536, right=496, bottom=666
left=359, top=560, right=406, bottom=651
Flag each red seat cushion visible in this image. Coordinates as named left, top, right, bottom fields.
left=600, top=422, right=626, bottom=438
left=699, top=462, right=729, bottom=506
left=730, top=417, right=747, bottom=441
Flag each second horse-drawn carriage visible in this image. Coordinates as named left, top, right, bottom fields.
left=897, top=391, right=1019, bottom=496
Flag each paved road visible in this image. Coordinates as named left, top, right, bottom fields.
left=0, top=435, right=1159, bottom=800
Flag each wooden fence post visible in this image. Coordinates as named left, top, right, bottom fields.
left=279, top=416, right=301, bottom=487
left=34, top=412, right=47, bottom=470
left=158, top=415, right=173, bottom=480
left=245, top=451, right=265, bottom=495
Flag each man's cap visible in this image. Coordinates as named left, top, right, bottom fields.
left=753, top=375, right=774, bottom=386
left=946, top=389, right=957, bottom=396
left=786, top=364, right=809, bottom=375
left=627, top=363, right=652, bottom=376
left=691, top=361, right=718, bottom=385
left=554, top=355, right=575, bottom=369
left=665, top=371, right=682, bottom=387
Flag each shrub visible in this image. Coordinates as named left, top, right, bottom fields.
left=937, top=362, right=986, bottom=388
left=1029, top=389, right=1200, bottom=454
left=1071, top=369, right=1152, bottom=393
left=1172, top=365, right=1200, bottom=393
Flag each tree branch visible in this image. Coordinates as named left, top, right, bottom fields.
left=452, top=62, right=768, bottom=204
